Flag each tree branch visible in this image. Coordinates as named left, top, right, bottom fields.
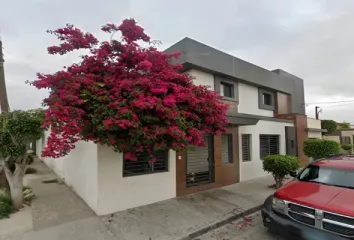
left=2, top=156, right=13, bottom=178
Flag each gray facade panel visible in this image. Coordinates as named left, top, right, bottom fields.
left=165, top=37, right=306, bottom=115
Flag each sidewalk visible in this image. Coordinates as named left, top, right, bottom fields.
left=102, top=176, right=276, bottom=240
left=0, top=159, right=278, bottom=240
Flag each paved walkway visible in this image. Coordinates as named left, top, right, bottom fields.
left=0, top=159, right=279, bottom=240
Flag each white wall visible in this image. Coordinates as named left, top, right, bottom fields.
left=307, top=118, right=322, bottom=139
left=96, top=145, right=176, bottom=215
left=36, top=131, right=99, bottom=212
left=238, top=82, right=273, bottom=117
left=187, top=69, right=214, bottom=90
left=238, top=120, right=293, bottom=181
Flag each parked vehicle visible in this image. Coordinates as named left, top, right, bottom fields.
left=262, top=155, right=354, bottom=240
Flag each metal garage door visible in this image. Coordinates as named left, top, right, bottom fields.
left=186, top=135, right=214, bottom=187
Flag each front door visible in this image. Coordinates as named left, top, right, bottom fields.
left=186, top=135, right=214, bottom=187
left=285, top=126, right=298, bottom=156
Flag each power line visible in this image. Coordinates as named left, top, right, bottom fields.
left=306, top=100, right=354, bottom=105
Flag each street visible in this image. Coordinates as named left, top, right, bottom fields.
left=195, top=212, right=284, bottom=240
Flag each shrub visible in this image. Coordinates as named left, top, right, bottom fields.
left=341, top=144, right=353, bottom=151
left=27, top=154, right=34, bottom=165
left=0, top=202, right=13, bottom=219
left=303, top=139, right=340, bottom=160
left=0, top=189, right=11, bottom=205
left=25, top=167, right=37, bottom=175
left=262, top=155, right=300, bottom=189
left=321, top=120, right=337, bottom=135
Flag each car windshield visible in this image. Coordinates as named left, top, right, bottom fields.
left=297, top=165, right=354, bottom=189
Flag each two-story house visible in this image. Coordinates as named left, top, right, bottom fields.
left=36, top=37, right=308, bottom=215
left=165, top=37, right=308, bottom=196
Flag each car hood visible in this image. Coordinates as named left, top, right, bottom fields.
left=275, top=180, right=354, bottom=216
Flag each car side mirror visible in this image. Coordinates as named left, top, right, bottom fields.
left=289, top=171, right=297, bottom=178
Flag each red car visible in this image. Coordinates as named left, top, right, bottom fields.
left=262, top=155, right=354, bottom=240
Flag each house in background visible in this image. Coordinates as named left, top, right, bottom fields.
left=36, top=37, right=308, bottom=215
left=306, top=117, right=327, bottom=139
left=324, top=128, right=354, bottom=146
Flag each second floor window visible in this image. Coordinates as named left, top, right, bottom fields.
left=220, top=82, right=234, bottom=98
left=263, top=92, right=272, bottom=106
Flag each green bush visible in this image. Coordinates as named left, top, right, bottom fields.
left=303, top=139, right=340, bottom=160
left=27, top=154, right=34, bottom=165
left=0, top=189, right=11, bottom=205
left=341, top=144, right=353, bottom=151
left=321, top=120, right=337, bottom=135
left=262, top=155, right=300, bottom=188
left=0, top=202, right=13, bottom=219
left=0, top=189, right=12, bottom=218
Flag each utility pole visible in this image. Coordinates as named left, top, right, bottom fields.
left=315, top=106, right=321, bottom=120
left=0, top=39, right=10, bottom=113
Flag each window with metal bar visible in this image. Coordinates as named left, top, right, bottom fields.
left=340, top=136, right=351, bottom=145
left=259, top=135, right=280, bottom=159
left=242, top=134, right=251, bottom=162
left=221, top=134, right=233, bottom=163
left=123, top=151, right=168, bottom=177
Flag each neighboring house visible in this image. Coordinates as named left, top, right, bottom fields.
left=36, top=37, right=308, bottom=215
left=324, top=128, right=354, bottom=146
left=306, top=117, right=327, bottom=139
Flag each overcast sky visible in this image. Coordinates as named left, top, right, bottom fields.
left=1, top=0, right=354, bottom=123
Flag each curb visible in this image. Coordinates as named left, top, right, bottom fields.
left=179, top=204, right=263, bottom=240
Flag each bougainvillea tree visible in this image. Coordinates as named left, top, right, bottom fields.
left=0, top=109, right=44, bottom=210
left=29, top=18, right=229, bottom=161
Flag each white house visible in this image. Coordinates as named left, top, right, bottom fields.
left=36, top=37, right=308, bottom=215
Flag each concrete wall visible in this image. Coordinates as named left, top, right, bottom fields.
left=37, top=131, right=177, bottom=215
left=323, top=135, right=340, bottom=143
left=307, top=118, right=322, bottom=139
left=238, top=120, right=293, bottom=181
left=36, top=131, right=99, bottom=211
left=340, top=130, right=354, bottom=144
left=238, top=82, right=273, bottom=117
left=187, top=69, right=214, bottom=90
left=96, top=145, right=176, bottom=215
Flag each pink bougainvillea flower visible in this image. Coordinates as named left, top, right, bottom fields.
left=29, top=18, right=229, bottom=160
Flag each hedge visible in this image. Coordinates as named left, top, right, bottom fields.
left=262, top=155, right=300, bottom=188
left=303, top=139, right=340, bottom=160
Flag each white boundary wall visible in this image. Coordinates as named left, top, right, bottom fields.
left=36, top=131, right=176, bottom=215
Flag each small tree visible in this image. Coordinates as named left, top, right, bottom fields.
left=303, top=139, right=340, bottom=160
left=262, top=155, right=300, bottom=189
left=0, top=110, right=44, bottom=210
left=338, top=121, right=351, bottom=129
left=321, top=120, right=337, bottom=135
left=341, top=143, right=353, bottom=153
left=28, top=18, right=228, bottom=160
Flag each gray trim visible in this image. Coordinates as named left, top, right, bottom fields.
left=227, top=116, right=259, bottom=125
left=305, top=128, right=327, bottom=133
left=214, top=75, right=239, bottom=101
left=164, top=37, right=305, bottom=114
left=258, top=88, right=275, bottom=111
left=228, top=112, right=293, bottom=123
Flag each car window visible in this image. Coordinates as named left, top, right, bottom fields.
left=297, top=165, right=354, bottom=189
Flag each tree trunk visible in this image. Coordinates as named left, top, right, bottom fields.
left=273, top=175, right=284, bottom=189
left=4, top=163, right=26, bottom=210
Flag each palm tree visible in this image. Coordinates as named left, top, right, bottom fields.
left=0, top=39, right=10, bottom=113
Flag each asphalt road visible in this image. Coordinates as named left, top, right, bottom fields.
left=194, top=212, right=285, bottom=240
